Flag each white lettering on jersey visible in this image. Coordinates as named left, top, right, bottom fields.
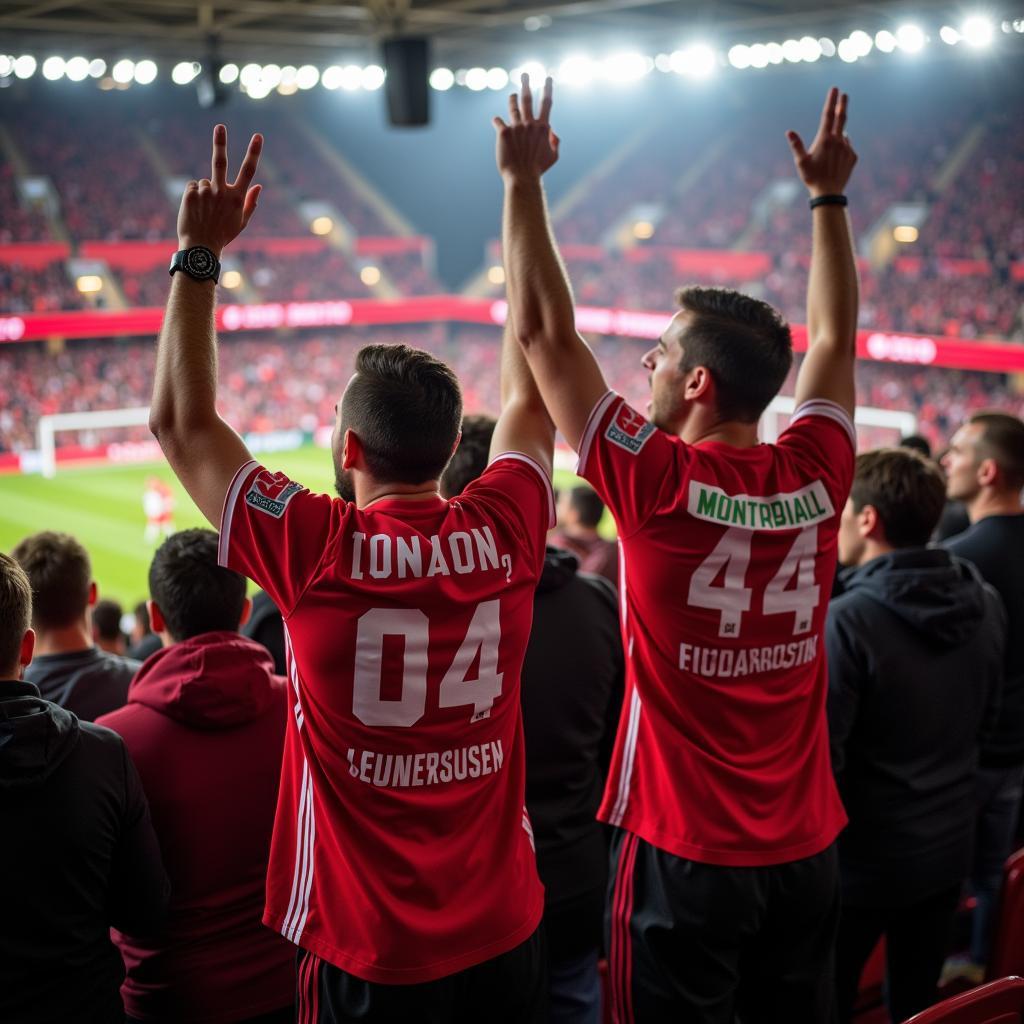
left=348, top=526, right=508, bottom=582
left=678, top=636, right=819, bottom=679
left=346, top=740, right=505, bottom=788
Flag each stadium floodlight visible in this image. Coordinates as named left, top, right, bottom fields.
left=818, top=37, right=837, bottom=56
left=75, top=274, right=103, bottom=293
left=311, top=215, right=333, bottom=235
left=429, top=67, right=454, bottom=91
left=221, top=270, right=242, bottom=289
left=465, top=66, right=488, bottom=91
left=510, top=61, right=547, bottom=87
left=322, top=65, right=343, bottom=89
left=360, top=265, right=381, bottom=286
left=633, top=220, right=655, bottom=239
left=962, top=16, right=994, bottom=47
left=837, top=38, right=859, bottom=62
left=239, top=63, right=261, bottom=88
left=219, top=63, right=240, bottom=84
left=88, top=58, right=106, bottom=78
left=260, top=64, right=282, bottom=88
left=749, top=44, right=770, bottom=68
left=65, top=56, right=90, bottom=81
left=339, top=65, right=362, bottom=90
left=112, top=59, right=135, bottom=83
left=278, top=81, right=298, bottom=96
left=940, top=26, right=962, bottom=44
left=728, top=44, right=751, bottom=68
left=558, top=55, right=595, bottom=85
left=172, top=61, right=198, bottom=85
left=896, top=24, right=926, bottom=53
left=654, top=53, right=672, bottom=72
left=875, top=30, right=897, bottom=53
left=0, top=56, right=12, bottom=78
left=678, top=43, right=716, bottom=77
left=893, top=225, right=919, bottom=243
left=799, top=36, right=822, bottom=61
left=487, top=265, right=505, bottom=285
left=361, top=64, right=385, bottom=90
left=849, top=30, right=873, bottom=56
left=767, top=42, right=786, bottom=64
left=42, top=57, right=66, bottom=81
left=14, top=55, right=37, bottom=79
left=602, top=52, right=651, bottom=82
left=279, top=66, right=298, bottom=87
left=486, top=67, right=509, bottom=90
left=296, top=65, right=319, bottom=89
left=782, top=39, right=803, bottom=62
left=133, top=59, right=157, bottom=84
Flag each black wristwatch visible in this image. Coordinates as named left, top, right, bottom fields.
left=169, top=246, right=221, bottom=284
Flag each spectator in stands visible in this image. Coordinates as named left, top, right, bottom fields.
left=442, top=416, right=624, bottom=1024
left=93, top=598, right=127, bottom=656
left=942, top=412, right=1024, bottom=972
left=12, top=531, right=139, bottom=720
left=97, top=529, right=294, bottom=1024
left=128, top=600, right=163, bottom=662
left=0, top=551, right=169, bottom=1024
left=551, top=485, right=619, bottom=586
left=241, top=590, right=286, bottom=676
left=827, top=449, right=1005, bottom=1023
left=899, top=434, right=932, bottom=458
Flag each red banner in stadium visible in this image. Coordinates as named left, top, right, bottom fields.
left=2, top=297, right=1023, bottom=374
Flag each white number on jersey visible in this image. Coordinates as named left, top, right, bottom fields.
left=352, top=601, right=503, bottom=727
left=688, top=526, right=821, bottom=639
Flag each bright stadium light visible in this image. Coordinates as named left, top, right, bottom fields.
left=311, top=216, right=334, bottom=236
left=296, top=65, right=319, bottom=89
left=172, top=61, right=198, bottom=85
left=602, top=51, right=650, bottom=82
left=633, top=220, right=655, bottom=239
left=0, top=56, right=12, bottom=78
left=360, top=265, right=381, bottom=286
left=322, top=65, right=343, bottom=89
left=260, top=64, right=282, bottom=88
left=678, top=43, right=716, bottom=77
left=239, top=63, right=261, bottom=88
left=75, top=274, right=103, bottom=294
left=339, top=65, right=362, bottom=90
left=221, top=270, right=243, bottom=289
left=510, top=61, right=547, bottom=87
left=88, top=58, right=106, bottom=78
left=112, top=59, right=134, bottom=83
left=429, top=67, right=454, bottom=90
left=765, top=42, right=784, bottom=64
left=962, top=16, right=994, bottom=47
left=133, top=59, right=157, bottom=84
left=654, top=53, right=673, bottom=72
left=749, top=44, right=770, bottom=68
left=940, top=26, right=962, bottom=44
left=818, top=37, right=837, bottom=57
left=65, top=56, right=90, bottom=81
left=849, top=30, right=873, bottom=56
left=219, top=63, right=240, bottom=84
left=837, top=38, right=859, bottom=62
left=728, top=44, right=751, bottom=68
left=896, top=24, right=926, bottom=53
left=14, top=55, right=37, bottom=79
left=893, top=225, right=919, bottom=243
left=465, top=66, right=487, bottom=90
left=486, top=67, right=509, bottom=90
left=800, top=36, right=823, bottom=61
left=875, top=30, right=898, bottom=52
left=361, top=64, right=385, bottom=90
left=42, top=57, right=66, bottom=81
left=487, top=265, right=506, bottom=285
left=558, top=54, right=596, bottom=85
left=782, top=39, right=803, bottom=62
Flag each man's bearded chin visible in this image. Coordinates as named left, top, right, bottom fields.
left=334, top=466, right=356, bottom=503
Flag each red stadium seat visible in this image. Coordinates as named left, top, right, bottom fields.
left=900, top=977, right=1024, bottom=1024
left=989, top=849, right=1024, bottom=981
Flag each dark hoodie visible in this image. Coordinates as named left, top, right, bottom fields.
left=0, top=680, right=169, bottom=1024
left=520, top=547, right=624, bottom=961
left=97, top=631, right=293, bottom=1024
left=826, top=548, right=1005, bottom=907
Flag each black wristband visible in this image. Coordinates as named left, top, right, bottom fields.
left=809, top=194, right=848, bottom=209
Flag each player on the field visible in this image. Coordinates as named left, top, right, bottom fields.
left=149, top=125, right=555, bottom=1022
left=495, top=78, right=859, bottom=1021
left=143, top=476, right=175, bottom=542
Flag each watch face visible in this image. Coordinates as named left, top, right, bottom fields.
left=184, top=247, right=217, bottom=279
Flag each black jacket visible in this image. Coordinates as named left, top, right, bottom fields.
left=826, top=548, right=1005, bottom=908
left=945, top=513, right=1024, bottom=767
left=520, top=547, right=624, bottom=960
left=0, top=681, right=170, bottom=1024
left=25, top=646, right=140, bottom=722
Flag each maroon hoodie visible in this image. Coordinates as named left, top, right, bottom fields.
left=97, top=632, right=293, bottom=1023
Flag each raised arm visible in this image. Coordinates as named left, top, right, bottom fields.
left=788, top=88, right=859, bottom=418
left=149, top=125, right=263, bottom=527
left=494, top=76, right=608, bottom=452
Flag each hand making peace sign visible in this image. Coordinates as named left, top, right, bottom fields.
left=177, top=124, right=263, bottom=256
left=786, top=87, right=858, bottom=198
left=493, top=74, right=561, bottom=181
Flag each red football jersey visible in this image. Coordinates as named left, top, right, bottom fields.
left=218, top=453, right=553, bottom=984
left=578, top=392, right=856, bottom=867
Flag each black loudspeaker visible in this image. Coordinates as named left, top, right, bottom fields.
left=382, top=36, right=430, bottom=127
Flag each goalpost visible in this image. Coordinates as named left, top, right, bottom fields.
left=37, top=406, right=151, bottom=479
left=761, top=396, right=917, bottom=445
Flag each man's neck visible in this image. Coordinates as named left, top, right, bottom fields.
left=357, top=478, right=444, bottom=509
left=679, top=412, right=760, bottom=448
left=562, top=524, right=600, bottom=543
left=33, top=623, right=93, bottom=658
left=966, top=489, right=1024, bottom=524
left=857, top=539, right=896, bottom=566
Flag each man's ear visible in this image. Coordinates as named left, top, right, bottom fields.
left=977, top=457, right=999, bottom=489
left=684, top=365, right=714, bottom=403
left=88, top=581, right=98, bottom=607
left=147, top=599, right=166, bottom=635
left=860, top=504, right=885, bottom=542
left=19, top=628, right=35, bottom=672
left=450, top=430, right=463, bottom=458
left=342, top=429, right=362, bottom=471
left=238, top=596, right=252, bottom=629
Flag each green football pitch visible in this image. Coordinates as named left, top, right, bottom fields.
left=1, top=449, right=584, bottom=610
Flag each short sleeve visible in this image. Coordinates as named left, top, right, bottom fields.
left=218, top=460, right=336, bottom=616
left=459, top=452, right=555, bottom=577
left=576, top=391, right=678, bottom=537
left=776, top=400, right=857, bottom=513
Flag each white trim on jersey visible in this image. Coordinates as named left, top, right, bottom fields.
left=576, top=390, right=617, bottom=476
left=609, top=681, right=642, bottom=828
left=218, top=459, right=260, bottom=567
left=490, top=451, right=558, bottom=528
left=789, top=400, right=857, bottom=450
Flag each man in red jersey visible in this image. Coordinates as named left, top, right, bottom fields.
left=149, top=125, right=554, bottom=1022
left=495, top=78, right=858, bottom=1022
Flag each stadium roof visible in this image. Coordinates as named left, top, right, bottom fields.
left=1, top=0, right=1008, bottom=65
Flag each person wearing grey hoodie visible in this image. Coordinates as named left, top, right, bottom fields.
left=826, top=448, right=1005, bottom=1023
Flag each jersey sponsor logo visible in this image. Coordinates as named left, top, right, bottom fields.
left=679, top=636, right=819, bottom=679
left=346, top=740, right=505, bottom=788
left=605, top=403, right=655, bottom=455
left=245, top=470, right=302, bottom=518
left=687, top=480, right=834, bottom=532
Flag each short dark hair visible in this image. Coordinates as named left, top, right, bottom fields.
left=441, top=414, right=496, bottom=498
left=851, top=448, right=947, bottom=548
left=970, top=412, right=1024, bottom=492
left=11, top=531, right=91, bottom=629
left=899, top=434, right=932, bottom=459
left=133, top=600, right=151, bottom=635
left=0, top=552, right=32, bottom=676
left=569, top=486, right=605, bottom=529
left=92, top=599, right=123, bottom=642
left=675, top=286, right=793, bottom=423
left=148, top=529, right=247, bottom=642
left=342, top=344, right=463, bottom=484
